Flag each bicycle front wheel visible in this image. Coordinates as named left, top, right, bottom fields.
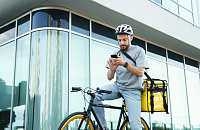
left=58, top=112, right=94, bottom=130
left=120, top=117, right=149, bottom=130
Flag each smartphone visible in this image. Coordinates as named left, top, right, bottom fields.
left=111, top=55, right=118, bottom=58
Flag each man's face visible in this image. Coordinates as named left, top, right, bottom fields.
left=117, top=34, right=133, bottom=51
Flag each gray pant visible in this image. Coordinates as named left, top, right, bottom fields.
left=93, top=83, right=142, bottom=130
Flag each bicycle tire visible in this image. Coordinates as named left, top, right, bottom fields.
left=120, top=117, right=149, bottom=130
left=58, top=112, right=94, bottom=130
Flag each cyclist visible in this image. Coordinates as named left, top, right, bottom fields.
left=93, top=24, right=149, bottom=130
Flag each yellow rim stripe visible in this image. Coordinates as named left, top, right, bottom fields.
left=122, top=120, right=148, bottom=130
left=61, top=114, right=94, bottom=130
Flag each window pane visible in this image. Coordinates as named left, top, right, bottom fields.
left=192, top=0, right=200, bottom=26
left=167, top=50, right=184, bottom=67
left=186, top=70, right=200, bottom=129
left=168, top=65, right=190, bottom=129
left=179, top=0, right=192, bottom=11
left=179, top=6, right=193, bottom=23
left=147, top=58, right=172, bottom=129
left=147, top=43, right=166, bottom=61
left=0, top=22, right=15, bottom=44
left=12, top=35, right=30, bottom=129
left=162, top=0, right=178, bottom=15
left=28, top=30, right=69, bottom=130
left=32, top=9, right=69, bottom=29
left=17, top=15, right=30, bottom=36
left=153, top=0, right=162, bottom=5
left=132, top=37, right=146, bottom=50
left=91, top=40, right=122, bottom=129
left=70, top=34, right=90, bottom=113
left=92, top=21, right=117, bottom=45
left=0, top=41, right=15, bottom=130
left=185, top=57, right=199, bottom=72
left=72, top=14, right=89, bottom=36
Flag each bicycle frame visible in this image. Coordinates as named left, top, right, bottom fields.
left=84, top=92, right=129, bottom=130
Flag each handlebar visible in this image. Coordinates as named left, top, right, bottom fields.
left=72, top=87, right=112, bottom=94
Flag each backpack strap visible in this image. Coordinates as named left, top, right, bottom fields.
left=120, top=50, right=152, bottom=80
left=161, top=80, right=169, bottom=114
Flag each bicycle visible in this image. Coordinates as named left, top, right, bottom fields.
left=58, top=87, right=149, bottom=130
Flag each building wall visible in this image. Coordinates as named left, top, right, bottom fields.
left=0, top=6, right=200, bottom=130
left=92, top=0, right=200, bottom=50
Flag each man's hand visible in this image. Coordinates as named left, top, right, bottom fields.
left=111, top=56, right=126, bottom=66
left=107, top=58, right=118, bottom=70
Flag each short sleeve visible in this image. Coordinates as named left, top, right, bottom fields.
left=135, top=49, right=149, bottom=69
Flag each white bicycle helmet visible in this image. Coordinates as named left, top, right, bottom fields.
left=115, top=24, right=133, bottom=35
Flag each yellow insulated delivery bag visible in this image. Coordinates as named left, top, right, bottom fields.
left=141, top=79, right=169, bottom=114
left=119, top=50, right=169, bottom=114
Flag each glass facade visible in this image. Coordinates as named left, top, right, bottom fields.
left=150, top=0, right=200, bottom=27
left=0, top=7, right=200, bottom=130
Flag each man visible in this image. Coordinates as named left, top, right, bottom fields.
left=94, top=24, right=149, bottom=130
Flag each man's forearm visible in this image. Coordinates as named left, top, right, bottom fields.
left=126, top=64, right=145, bottom=77
left=107, top=69, right=115, bottom=80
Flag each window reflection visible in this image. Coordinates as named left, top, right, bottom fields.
left=147, top=58, right=172, bottom=129
left=192, top=0, right=200, bottom=26
left=0, top=41, right=15, bottom=130
left=28, top=30, right=69, bottom=130
left=152, top=0, right=162, bottom=5
left=92, top=21, right=117, bottom=45
left=12, top=35, right=30, bottom=129
left=179, top=6, right=193, bottom=23
left=185, top=57, right=199, bottom=72
left=0, top=22, right=15, bottom=44
left=147, top=43, right=166, bottom=61
left=168, top=50, right=184, bottom=67
left=185, top=70, right=200, bottom=128
left=72, top=14, right=89, bottom=36
left=179, top=0, right=192, bottom=11
left=132, top=37, right=146, bottom=50
left=70, top=34, right=90, bottom=113
left=32, top=9, right=69, bottom=29
left=162, top=0, right=178, bottom=15
left=168, top=65, right=190, bottom=129
left=17, top=15, right=30, bottom=36
left=91, top=40, right=124, bottom=129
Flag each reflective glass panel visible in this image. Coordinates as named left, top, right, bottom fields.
left=0, top=22, right=15, bottom=44
left=192, top=0, right=200, bottom=26
left=92, top=21, right=117, bottom=45
left=162, top=0, right=178, bottom=15
left=72, top=14, right=89, bottom=36
left=147, top=43, right=166, bottom=61
left=91, top=40, right=132, bottom=129
left=12, top=35, right=29, bottom=130
left=167, top=50, right=184, bottom=67
left=179, top=6, right=193, bottom=23
left=179, top=0, right=192, bottom=11
left=32, top=9, right=69, bottom=29
left=28, top=30, right=69, bottom=130
left=132, top=37, right=145, bottom=50
left=17, top=14, right=30, bottom=36
left=152, top=0, right=162, bottom=5
left=185, top=70, right=200, bottom=129
left=0, top=41, right=15, bottom=130
left=168, top=65, right=190, bottom=129
left=70, top=34, right=90, bottom=113
left=147, top=58, right=172, bottom=129
left=185, top=57, right=199, bottom=72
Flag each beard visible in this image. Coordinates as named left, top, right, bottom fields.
left=120, top=44, right=129, bottom=51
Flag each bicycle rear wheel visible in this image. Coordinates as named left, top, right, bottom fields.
left=58, top=112, right=94, bottom=130
left=120, top=117, right=149, bottom=130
